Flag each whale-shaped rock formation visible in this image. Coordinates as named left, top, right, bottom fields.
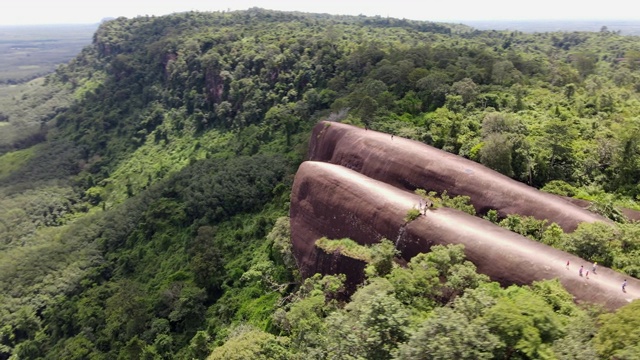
left=290, top=161, right=640, bottom=310
left=308, top=121, right=609, bottom=232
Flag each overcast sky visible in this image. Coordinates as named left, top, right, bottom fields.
left=1, top=0, right=637, bottom=26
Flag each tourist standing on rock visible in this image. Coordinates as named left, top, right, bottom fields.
left=623, top=279, right=627, bottom=292
left=579, top=265, right=584, bottom=277
left=593, top=262, right=597, bottom=274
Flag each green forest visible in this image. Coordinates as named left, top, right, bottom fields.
left=2, top=8, right=640, bottom=359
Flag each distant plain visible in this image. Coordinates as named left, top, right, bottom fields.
left=0, top=24, right=96, bottom=84
left=463, top=19, right=640, bottom=35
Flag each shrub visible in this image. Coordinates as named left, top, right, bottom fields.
left=405, top=208, right=421, bottom=222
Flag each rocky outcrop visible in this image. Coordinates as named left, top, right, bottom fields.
left=308, top=121, right=609, bottom=232
left=291, top=161, right=412, bottom=278
left=310, top=244, right=368, bottom=295
left=290, top=161, right=640, bottom=310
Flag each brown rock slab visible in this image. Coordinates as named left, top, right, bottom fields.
left=308, top=121, right=609, bottom=232
left=290, top=161, right=640, bottom=310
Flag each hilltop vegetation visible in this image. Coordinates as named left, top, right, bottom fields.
left=2, top=8, right=640, bottom=359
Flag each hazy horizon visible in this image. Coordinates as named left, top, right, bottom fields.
left=1, top=0, right=638, bottom=26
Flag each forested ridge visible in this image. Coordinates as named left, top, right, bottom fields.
left=2, top=8, right=640, bottom=359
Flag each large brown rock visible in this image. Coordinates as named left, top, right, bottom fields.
left=290, top=161, right=640, bottom=310
left=308, top=121, right=609, bottom=232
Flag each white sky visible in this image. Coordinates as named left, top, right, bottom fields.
left=0, top=0, right=637, bottom=26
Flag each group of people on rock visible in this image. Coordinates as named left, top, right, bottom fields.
left=567, top=260, right=628, bottom=292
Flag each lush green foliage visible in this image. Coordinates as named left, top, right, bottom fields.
left=404, top=208, right=421, bottom=222
left=2, top=8, right=640, bottom=359
left=316, top=237, right=372, bottom=261
left=268, top=244, right=605, bottom=360
left=594, top=300, right=640, bottom=359
left=483, top=211, right=640, bottom=275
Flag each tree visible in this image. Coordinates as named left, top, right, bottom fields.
left=395, top=91, right=423, bottom=115
left=53, top=335, right=96, bottom=360
left=593, top=300, right=640, bottom=359
left=444, top=262, right=490, bottom=301
left=423, top=107, right=464, bottom=152
left=207, top=325, right=292, bottom=360
left=396, top=307, right=500, bottom=360
left=610, top=120, right=640, bottom=194
left=415, top=71, right=449, bottom=110
left=104, top=281, right=150, bottom=343
left=498, top=215, right=548, bottom=242
left=625, top=50, right=640, bottom=71
left=274, top=274, right=345, bottom=350
left=551, top=312, right=598, bottom=360
left=562, top=222, right=616, bottom=265
left=564, top=83, right=576, bottom=101
left=386, top=259, right=440, bottom=313
left=187, top=331, right=211, bottom=360
left=369, top=238, right=399, bottom=277
left=492, top=60, right=520, bottom=85
left=324, top=279, right=410, bottom=360
left=451, top=78, right=479, bottom=105
left=190, top=226, right=224, bottom=295
left=264, top=103, right=296, bottom=145
left=479, top=133, right=514, bottom=177
left=530, top=279, right=579, bottom=316
left=422, top=244, right=466, bottom=277
left=166, top=283, right=207, bottom=333
left=268, top=217, right=295, bottom=270
left=118, top=336, right=146, bottom=360
left=481, top=287, right=565, bottom=359
left=572, top=52, right=597, bottom=79
left=539, top=118, right=578, bottom=182
left=541, top=223, right=565, bottom=248
left=478, top=112, right=531, bottom=179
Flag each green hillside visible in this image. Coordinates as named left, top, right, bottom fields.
left=2, top=8, right=640, bottom=359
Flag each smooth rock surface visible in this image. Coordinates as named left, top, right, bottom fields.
left=290, top=161, right=640, bottom=310
left=308, top=121, right=609, bottom=232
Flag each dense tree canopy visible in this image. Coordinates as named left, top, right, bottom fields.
left=1, top=7, right=640, bottom=359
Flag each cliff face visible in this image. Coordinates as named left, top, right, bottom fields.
left=290, top=161, right=413, bottom=278
left=290, top=161, right=640, bottom=310
left=290, top=122, right=640, bottom=310
left=310, top=244, right=368, bottom=295
left=308, top=121, right=608, bottom=232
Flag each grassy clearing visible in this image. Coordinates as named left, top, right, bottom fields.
left=316, top=237, right=372, bottom=261
left=100, top=129, right=234, bottom=206
left=0, top=145, right=39, bottom=180
left=0, top=77, right=71, bottom=126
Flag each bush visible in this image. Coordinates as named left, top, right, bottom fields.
left=405, top=208, right=421, bottom=222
